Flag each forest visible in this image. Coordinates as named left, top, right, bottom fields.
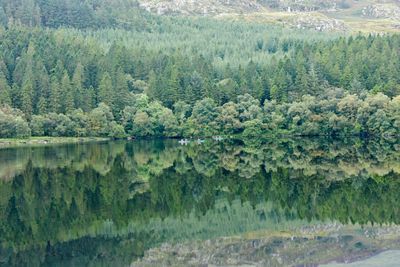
left=0, top=0, right=150, bottom=29
left=0, top=2, right=399, bottom=138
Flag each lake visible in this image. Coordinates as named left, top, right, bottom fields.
left=1, top=138, right=400, bottom=266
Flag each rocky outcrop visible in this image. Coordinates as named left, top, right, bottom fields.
left=272, top=0, right=341, bottom=12
left=138, top=0, right=400, bottom=17
left=362, top=4, right=400, bottom=20
left=137, top=0, right=350, bottom=16
left=136, top=0, right=400, bottom=33
left=284, top=13, right=348, bottom=32
left=138, top=0, right=264, bottom=15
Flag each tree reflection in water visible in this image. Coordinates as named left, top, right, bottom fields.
left=0, top=138, right=399, bottom=266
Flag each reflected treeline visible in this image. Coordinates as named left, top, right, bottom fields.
left=2, top=138, right=400, bottom=182
left=1, top=139, right=400, bottom=265
left=0, top=142, right=128, bottom=181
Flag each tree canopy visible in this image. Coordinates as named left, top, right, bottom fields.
left=0, top=3, right=399, bottom=138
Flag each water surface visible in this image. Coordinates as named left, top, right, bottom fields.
left=1, top=138, right=400, bottom=266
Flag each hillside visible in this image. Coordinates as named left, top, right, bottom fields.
left=138, top=0, right=400, bottom=32
left=138, top=0, right=400, bottom=15
left=0, top=0, right=399, bottom=140
left=1, top=0, right=399, bottom=32
left=139, top=0, right=265, bottom=15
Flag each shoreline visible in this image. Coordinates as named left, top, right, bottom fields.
left=0, top=134, right=395, bottom=149
left=0, top=137, right=110, bottom=149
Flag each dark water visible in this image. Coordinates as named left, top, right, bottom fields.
left=0, top=139, right=400, bottom=266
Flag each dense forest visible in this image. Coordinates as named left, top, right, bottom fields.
left=0, top=2, right=399, bottom=138
left=0, top=0, right=150, bottom=29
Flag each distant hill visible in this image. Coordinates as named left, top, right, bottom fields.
left=0, top=0, right=399, bottom=32
left=137, top=0, right=400, bottom=15
left=138, top=0, right=264, bottom=15
left=137, top=0, right=400, bottom=32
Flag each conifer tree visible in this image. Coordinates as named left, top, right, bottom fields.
left=21, top=78, right=33, bottom=118
left=0, top=71, right=11, bottom=105
left=72, top=63, right=84, bottom=109
left=34, top=61, right=50, bottom=114
left=61, top=71, right=74, bottom=113
left=50, top=78, right=62, bottom=113
left=37, top=96, right=47, bottom=114
left=98, top=72, right=113, bottom=106
left=112, top=68, right=130, bottom=116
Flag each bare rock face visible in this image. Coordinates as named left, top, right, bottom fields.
left=284, top=13, right=348, bottom=32
left=272, top=0, right=341, bottom=12
left=137, top=0, right=346, bottom=15
left=362, top=4, right=400, bottom=20
left=138, top=0, right=264, bottom=15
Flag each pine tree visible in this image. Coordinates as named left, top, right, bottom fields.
left=13, top=57, right=28, bottom=88
left=82, top=86, right=95, bottom=112
left=37, top=96, right=47, bottom=114
left=253, top=76, right=264, bottom=102
left=10, top=84, right=22, bottom=110
left=20, top=47, right=35, bottom=117
left=51, top=60, right=65, bottom=82
left=0, top=71, right=11, bottom=105
left=294, top=66, right=309, bottom=97
left=0, top=60, right=9, bottom=83
left=34, top=61, right=50, bottom=114
left=147, top=70, right=161, bottom=100
left=164, top=64, right=179, bottom=108
left=340, top=65, right=353, bottom=89
left=270, top=83, right=279, bottom=101
left=98, top=72, right=113, bottom=105
left=50, top=78, right=62, bottom=113
left=21, top=79, right=33, bottom=118
left=61, top=71, right=74, bottom=113
left=72, top=63, right=84, bottom=109
left=112, top=68, right=130, bottom=116
left=186, top=71, right=204, bottom=105
left=273, top=68, right=290, bottom=102
left=307, top=65, right=319, bottom=96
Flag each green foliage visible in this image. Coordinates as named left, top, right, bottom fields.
left=0, top=106, right=30, bottom=138
left=0, top=0, right=150, bottom=29
left=108, top=121, right=126, bottom=139
left=242, top=119, right=264, bottom=138
left=0, top=70, right=11, bottom=105
left=88, top=103, right=116, bottom=137
left=0, top=21, right=357, bottom=120
left=216, top=102, right=241, bottom=134
left=2, top=90, right=400, bottom=139
left=0, top=8, right=398, bottom=139
left=189, top=98, right=218, bottom=136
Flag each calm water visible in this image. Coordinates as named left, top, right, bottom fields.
left=1, top=138, right=400, bottom=266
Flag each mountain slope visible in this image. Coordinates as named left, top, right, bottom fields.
left=139, top=0, right=265, bottom=15
left=137, top=0, right=400, bottom=15
left=0, top=0, right=399, bottom=32
left=138, top=0, right=400, bottom=32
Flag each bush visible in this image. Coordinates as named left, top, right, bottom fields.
left=0, top=106, right=31, bottom=138
left=30, top=115, right=45, bottom=136
left=108, top=122, right=126, bottom=139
